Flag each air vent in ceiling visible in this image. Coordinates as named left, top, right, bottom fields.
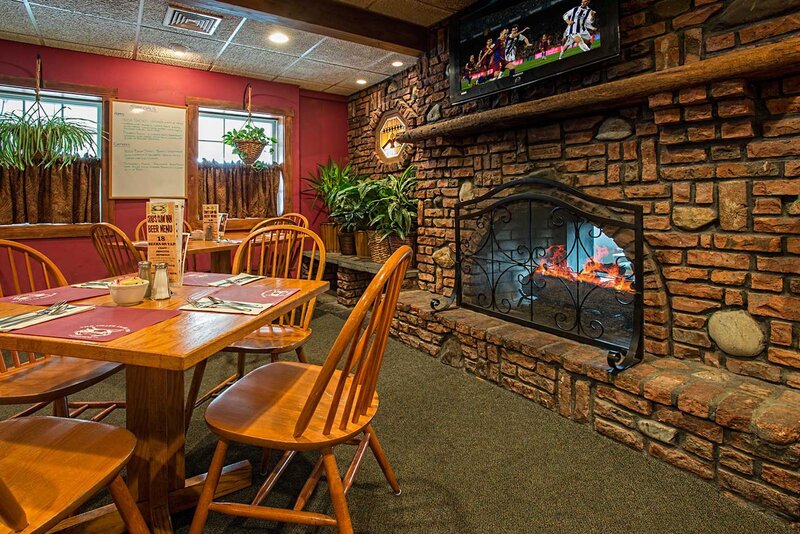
left=163, top=6, right=222, bottom=35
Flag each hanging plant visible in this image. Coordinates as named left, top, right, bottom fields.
left=0, top=56, right=98, bottom=170
left=221, top=83, right=277, bottom=170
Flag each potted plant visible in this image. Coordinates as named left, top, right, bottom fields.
left=329, top=173, right=378, bottom=256
left=221, top=122, right=277, bottom=168
left=0, top=58, right=97, bottom=170
left=360, top=165, right=418, bottom=264
left=305, top=159, right=360, bottom=253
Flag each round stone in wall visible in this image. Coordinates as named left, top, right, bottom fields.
left=432, top=246, right=455, bottom=269
left=426, top=103, right=441, bottom=123
left=459, top=179, right=474, bottom=202
left=438, top=335, right=463, bottom=368
left=708, top=310, right=765, bottom=357
left=595, top=117, right=633, bottom=141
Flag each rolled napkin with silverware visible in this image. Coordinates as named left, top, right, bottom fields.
left=0, top=302, right=95, bottom=332
left=179, top=295, right=268, bottom=315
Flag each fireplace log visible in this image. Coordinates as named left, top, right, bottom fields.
left=396, top=35, right=800, bottom=143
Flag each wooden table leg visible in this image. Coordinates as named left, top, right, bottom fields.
left=126, top=366, right=186, bottom=534
left=210, top=250, right=232, bottom=273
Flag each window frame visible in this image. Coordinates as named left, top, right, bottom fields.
left=0, top=74, right=116, bottom=239
left=185, top=96, right=294, bottom=231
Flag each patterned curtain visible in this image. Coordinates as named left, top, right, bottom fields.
left=0, top=157, right=101, bottom=224
left=198, top=161, right=281, bottom=219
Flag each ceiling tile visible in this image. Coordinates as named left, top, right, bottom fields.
left=274, top=77, right=331, bottom=93
left=29, top=0, right=140, bottom=23
left=137, top=25, right=221, bottom=64
left=140, top=0, right=243, bottom=42
left=234, top=20, right=323, bottom=57
left=0, top=30, right=40, bottom=46
left=44, top=39, right=134, bottom=59
left=367, top=0, right=451, bottom=26
left=281, top=59, right=365, bottom=85
left=31, top=5, right=136, bottom=52
left=215, top=44, right=297, bottom=78
left=0, top=0, right=37, bottom=36
left=137, top=53, right=210, bottom=70
left=304, top=38, right=389, bottom=70
left=324, top=84, right=358, bottom=96
left=422, top=0, right=475, bottom=13
left=334, top=0, right=375, bottom=8
left=366, top=51, right=417, bottom=75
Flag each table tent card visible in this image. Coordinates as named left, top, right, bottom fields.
left=146, top=199, right=184, bottom=285
left=202, top=204, right=219, bottom=241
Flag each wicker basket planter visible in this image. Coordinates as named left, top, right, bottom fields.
left=339, top=231, right=356, bottom=255
left=233, top=139, right=267, bottom=165
left=388, top=233, right=416, bottom=267
left=320, top=222, right=340, bottom=253
left=367, top=231, right=392, bottom=263
left=354, top=230, right=370, bottom=258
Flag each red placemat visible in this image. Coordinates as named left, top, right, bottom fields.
left=212, top=286, right=300, bottom=306
left=15, top=306, right=181, bottom=342
left=182, top=272, right=234, bottom=286
left=0, top=286, right=108, bottom=306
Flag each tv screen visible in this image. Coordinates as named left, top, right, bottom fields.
left=449, top=0, right=621, bottom=104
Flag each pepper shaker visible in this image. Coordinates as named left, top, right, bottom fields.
left=137, top=260, right=152, bottom=299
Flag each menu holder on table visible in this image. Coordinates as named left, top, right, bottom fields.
left=0, top=304, right=94, bottom=333
left=0, top=286, right=108, bottom=305
left=13, top=306, right=181, bottom=342
left=202, top=204, right=219, bottom=241
left=146, top=200, right=183, bottom=285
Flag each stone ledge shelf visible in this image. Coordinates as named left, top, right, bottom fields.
left=396, top=35, right=800, bottom=143
left=304, top=250, right=418, bottom=277
left=392, top=290, right=800, bottom=521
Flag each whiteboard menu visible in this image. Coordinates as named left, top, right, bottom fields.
left=110, top=100, right=187, bottom=198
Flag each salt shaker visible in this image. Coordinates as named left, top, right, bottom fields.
left=137, top=260, right=152, bottom=299
left=152, top=263, right=171, bottom=300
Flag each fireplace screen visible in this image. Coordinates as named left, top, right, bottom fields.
left=436, top=175, right=644, bottom=371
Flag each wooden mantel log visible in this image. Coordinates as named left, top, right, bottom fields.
left=397, top=35, right=800, bottom=143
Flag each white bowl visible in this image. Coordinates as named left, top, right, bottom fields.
left=108, top=280, right=149, bottom=306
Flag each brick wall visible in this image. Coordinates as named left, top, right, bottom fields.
left=347, top=0, right=800, bottom=387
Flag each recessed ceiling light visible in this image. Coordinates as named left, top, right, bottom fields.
left=356, top=79, right=367, bottom=85
left=392, top=61, right=403, bottom=67
left=269, top=32, right=289, bottom=44
left=169, top=43, right=189, bottom=57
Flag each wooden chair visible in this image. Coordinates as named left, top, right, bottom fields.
left=0, top=240, right=124, bottom=421
left=188, top=246, right=412, bottom=534
left=0, top=417, right=149, bottom=533
left=89, top=223, right=141, bottom=277
left=251, top=213, right=309, bottom=233
left=184, top=225, right=326, bottom=431
left=134, top=218, right=197, bottom=271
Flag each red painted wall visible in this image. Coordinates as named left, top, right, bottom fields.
left=0, top=39, right=348, bottom=284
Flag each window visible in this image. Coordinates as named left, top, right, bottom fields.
left=0, top=86, right=103, bottom=157
left=197, top=108, right=282, bottom=165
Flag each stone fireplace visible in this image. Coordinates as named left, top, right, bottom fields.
left=347, top=1, right=800, bottom=524
left=436, top=172, right=645, bottom=371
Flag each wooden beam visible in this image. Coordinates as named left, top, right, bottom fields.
left=183, top=0, right=427, bottom=55
left=397, top=35, right=800, bottom=143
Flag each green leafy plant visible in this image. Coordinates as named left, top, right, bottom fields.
left=304, top=159, right=362, bottom=215
left=221, top=122, right=277, bottom=170
left=359, top=165, right=417, bottom=240
left=329, top=181, right=374, bottom=232
left=0, top=101, right=97, bottom=169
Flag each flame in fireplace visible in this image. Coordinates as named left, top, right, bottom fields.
left=533, top=245, right=634, bottom=293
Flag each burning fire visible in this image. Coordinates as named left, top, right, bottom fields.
left=534, top=245, right=634, bottom=293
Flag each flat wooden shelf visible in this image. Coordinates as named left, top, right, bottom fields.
left=303, top=250, right=418, bottom=278
left=396, top=35, right=800, bottom=143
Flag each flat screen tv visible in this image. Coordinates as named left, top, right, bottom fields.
left=449, top=0, right=621, bottom=104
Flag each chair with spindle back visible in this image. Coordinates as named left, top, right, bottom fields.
left=0, top=240, right=124, bottom=420
left=183, top=225, right=326, bottom=430
left=134, top=218, right=197, bottom=271
left=0, top=417, right=149, bottom=533
left=89, top=223, right=141, bottom=277
left=188, top=246, right=411, bottom=534
left=251, top=212, right=310, bottom=233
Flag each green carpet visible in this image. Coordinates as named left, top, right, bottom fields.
left=1, top=311, right=789, bottom=533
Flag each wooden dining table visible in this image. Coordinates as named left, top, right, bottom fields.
left=0, top=277, right=329, bottom=534
left=133, top=232, right=250, bottom=274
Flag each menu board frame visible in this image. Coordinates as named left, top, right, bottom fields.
left=109, top=99, right=188, bottom=200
